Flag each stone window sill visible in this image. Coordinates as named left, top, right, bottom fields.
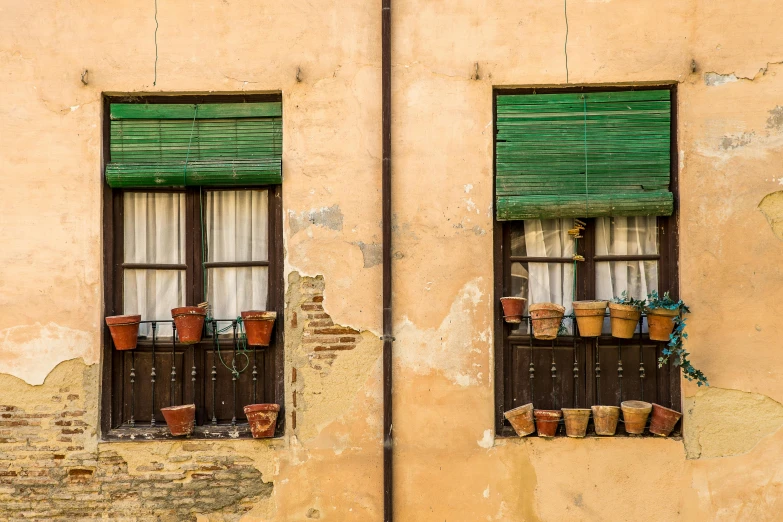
left=103, top=424, right=282, bottom=442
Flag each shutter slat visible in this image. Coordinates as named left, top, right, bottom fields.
left=106, top=102, right=282, bottom=187
left=495, top=90, right=672, bottom=220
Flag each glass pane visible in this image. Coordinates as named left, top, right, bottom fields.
left=206, top=190, right=268, bottom=262
left=208, top=267, right=269, bottom=320
left=511, top=219, right=575, bottom=258
left=595, top=216, right=659, bottom=257
left=123, top=269, right=185, bottom=338
left=123, top=192, right=186, bottom=264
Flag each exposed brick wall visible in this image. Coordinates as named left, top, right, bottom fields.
left=0, top=388, right=271, bottom=521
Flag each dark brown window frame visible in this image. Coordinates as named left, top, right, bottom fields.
left=101, top=94, right=285, bottom=441
left=493, top=84, right=681, bottom=438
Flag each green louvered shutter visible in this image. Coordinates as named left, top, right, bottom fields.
left=106, top=102, right=282, bottom=188
left=495, top=90, right=672, bottom=220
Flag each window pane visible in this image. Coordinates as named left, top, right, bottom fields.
left=206, top=190, right=268, bottom=262
left=123, top=192, right=186, bottom=264
left=208, top=267, right=269, bottom=320
left=511, top=219, right=575, bottom=258
left=123, top=269, right=185, bottom=338
left=595, top=216, right=659, bottom=299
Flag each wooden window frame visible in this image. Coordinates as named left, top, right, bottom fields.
left=100, top=94, right=285, bottom=441
left=492, top=84, right=681, bottom=438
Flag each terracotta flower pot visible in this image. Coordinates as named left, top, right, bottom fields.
left=160, top=404, right=196, bottom=436
left=244, top=404, right=281, bottom=438
left=171, top=307, right=207, bottom=344
left=646, top=308, right=679, bottom=342
left=591, top=405, right=620, bottom=436
left=621, top=400, right=652, bottom=435
left=533, top=409, right=562, bottom=438
left=572, top=301, right=608, bottom=337
left=608, top=303, right=642, bottom=339
left=105, top=315, right=141, bottom=351
left=528, top=303, right=566, bottom=340
left=500, top=297, right=527, bottom=324
left=241, top=311, right=277, bottom=346
left=562, top=408, right=591, bottom=438
left=649, top=403, right=682, bottom=437
left=504, top=403, right=535, bottom=437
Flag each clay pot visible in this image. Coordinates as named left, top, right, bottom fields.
left=562, top=408, right=591, bottom=438
left=500, top=297, right=527, bottom=324
left=160, top=404, right=196, bottom=436
left=241, top=311, right=277, bottom=346
left=621, top=400, right=652, bottom=435
left=591, top=405, right=620, bottom=436
left=646, top=308, right=679, bottom=342
left=528, top=303, right=566, bottom=340
left=171, top=307, right=207, bottom=344
left=105, top=315, right=141, bottom=351
left=504, top=403, right=535, bottom=437
left=533, top=409, right=562, bottom=438
left=608, top=302, right=642, bottom=339
left=244, top=404, right=281, bottom=438
left=649, top=403, right=682, bottom=437
left=572, top=301, right=608, bottom=337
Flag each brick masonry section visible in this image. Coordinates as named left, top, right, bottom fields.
left=0, top=389, right=271, bottom=521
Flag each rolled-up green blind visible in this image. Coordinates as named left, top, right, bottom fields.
left=106, top=102, right=282, bottom=188
left=495, top=90, right=672, bottom=220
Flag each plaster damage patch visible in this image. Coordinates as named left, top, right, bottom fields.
left=288, top=205, right=344, bottom=235
left=758, top=191, right=783, bottom=241
left=352, top=241, right=382, bottom=268
left=684, top=387, right=783, bottom=459
left=767, top=106, right=783, bottom=131
left=0, top=322, right=95, bottom=385
left=704, top=72, right=738, bottom=87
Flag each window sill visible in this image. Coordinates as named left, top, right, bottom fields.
left=103, top=424, right=282, bottom=442
left=495, top=425, right=682, bottom=440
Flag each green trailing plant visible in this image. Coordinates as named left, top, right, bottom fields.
left=648, top=292, right=709, bottom=387
left=611, top=291, right=645, bottom=310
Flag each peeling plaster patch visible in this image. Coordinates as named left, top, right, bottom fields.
left=758, top=191, right=783, bottom=241
left=483, top=485, right=490, bottom=499
left=720, top=132, right=754, bottom=150
left=683, top=387, right=783, bottom=459
left=464, top=183, right=473, bottom=193
left=288, top=205, right=344, bottom=235
left=767, top=106, right=783, bottom=131
left=704, top=72, right=738, bottom=86
left=352, top=241, right=382, bottom=268
left=0, top=322, right=95, bottom=385
left=478, top=429, right=494, bottom=449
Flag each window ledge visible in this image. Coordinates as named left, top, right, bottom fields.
left=495, top=426, right=682, bottom=440
left=103, top=424, right=282, bottom=442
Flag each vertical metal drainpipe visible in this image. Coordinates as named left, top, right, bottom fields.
left=381, top=0, right=393, bottom=520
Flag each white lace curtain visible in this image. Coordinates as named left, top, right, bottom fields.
left=513, top=217, right=658, bottom=326
left=123, top=190, right=269, bottom=337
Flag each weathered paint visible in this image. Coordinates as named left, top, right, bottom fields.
left=2, top=0, right=783, bottom=520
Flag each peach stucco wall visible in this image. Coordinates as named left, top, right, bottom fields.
left=1, top=1, right=783, bottom=520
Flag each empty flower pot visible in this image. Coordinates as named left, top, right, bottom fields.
left=591, top=405, right=620, bottom=436
left=244, top=404, right=281, bottom=438
left=528, top=303, right=566, bottom=340
left=608, top=303, right=642, bottom=339
left=646, top=308, right=679, bottom=342
left=241, top=311, right=277, bottom=346
left=171, top=306, right=207, bottom=344
left=562, top=408, right=591, bottom=438
left=105, top=315, right=141, bottom=351
left=533, top=409, right=562, bottom=438
left=500, top=297, right=527, bottom=324
left=572, top=301, right=608, bottom=337
left=621, top=400, right=652, bottom=435
left=161, top=404, right=196, bottom=436
left=504, top=403, right=535, bottom=437
left=649, top=403, right=682, bottom=437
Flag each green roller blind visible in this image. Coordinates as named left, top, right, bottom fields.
left=106, top=102, right=282, bottom=188
left=495, top=90, right=673, bottom=220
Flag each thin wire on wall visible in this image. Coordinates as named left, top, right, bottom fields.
left=564, top=0, right=569, bottom=83
left=153, top=0, right=159, bottom=86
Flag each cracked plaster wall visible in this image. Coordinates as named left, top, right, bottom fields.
left=3, top=0, right=783, bottom=520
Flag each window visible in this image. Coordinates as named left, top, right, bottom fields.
left=101, top=96, right=284, bottom=439
left=493, top=87, right=680, bottom=437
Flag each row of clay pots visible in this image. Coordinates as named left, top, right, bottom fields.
left=504, top=401, right=682, bottom=438
left=500, top=298, right=679, bottom=342
left=160, top=403, right=280, bottom=439
left=105, top=309, right=277, bottom=350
